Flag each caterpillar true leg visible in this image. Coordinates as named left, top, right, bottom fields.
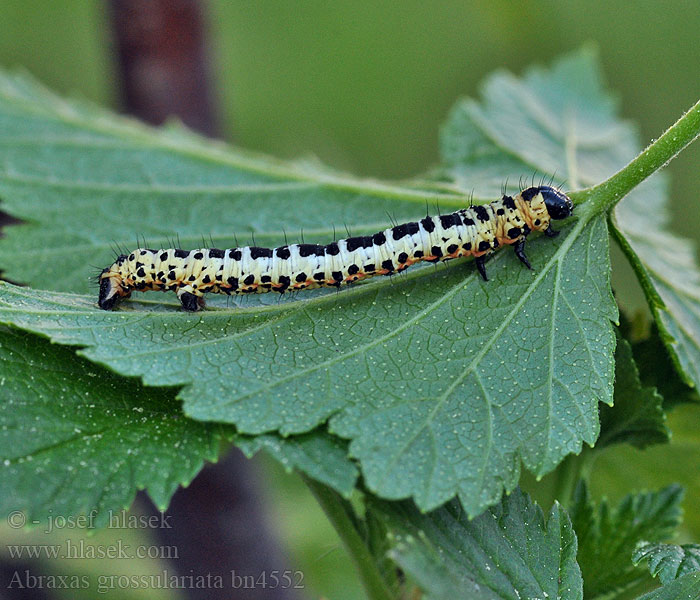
left=98, top=185, right=574, bottom=311
left=513, top=239, right=532, bottom=269
left=474, top=255, right=489, bottom=281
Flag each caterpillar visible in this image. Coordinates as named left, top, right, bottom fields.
left=98, top=185, right=573, bottom=311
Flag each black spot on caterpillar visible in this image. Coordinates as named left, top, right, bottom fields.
left=98, top=185, right=573, bottom=311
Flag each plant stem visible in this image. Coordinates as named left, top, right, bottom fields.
left=304, top=476, right=395, bottom=600
left=580, top=98, right=700, bottom=213
left=551, top=447, right=594, bottom=507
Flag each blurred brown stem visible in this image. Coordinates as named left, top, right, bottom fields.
left=108, top=0, right=219, bottom=136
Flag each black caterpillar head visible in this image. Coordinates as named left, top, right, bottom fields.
left=98, top=275, right=121, bottom=310
left=98, top=254, right=130, bottom=310
left=522, top=185, right=573, bottom=220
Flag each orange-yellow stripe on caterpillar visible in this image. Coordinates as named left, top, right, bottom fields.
left=98, top=185, right=573, bottom=311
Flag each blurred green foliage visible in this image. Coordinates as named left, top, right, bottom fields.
left=1, top=2, right=699, bottom=598
left=0, top=0, right=114, bottom=105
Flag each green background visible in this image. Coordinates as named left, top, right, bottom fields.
left=1, top=1, right=700, bottom=598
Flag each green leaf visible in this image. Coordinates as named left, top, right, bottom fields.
left=0, top=325, right=227, bottom=526
left=0, top=53, right=620, bottom=516
left=635, top=572, right=700, bottom=600
left=569, top=481, right=683, bottom=598
left=375, top=488, right=582, bottom=600
left=632, top=326, right=700, bottom=408
left=611, top=175, right=700, bottom=392
left=598, top=333, right=669, bottom=449
left=634, top=543, right=700, bottom=585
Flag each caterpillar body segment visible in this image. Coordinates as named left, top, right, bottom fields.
left=98, top=185, right=573, bottom=311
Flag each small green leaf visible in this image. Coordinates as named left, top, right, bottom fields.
left=634, top=543, right=700, bottom=585
left=375, top=488, right=582, bottom=600
left=598, top=334, right=669, bottom=449
left=632, top=327, right=700, bottom=408
left=236, top=430, right=359, bottom=498
left=569, top=481, right=683, bottom=598
left=635, top=572, right=700, bottom=600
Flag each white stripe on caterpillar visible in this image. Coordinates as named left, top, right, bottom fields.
left=98, top=185, right=573, bottom=311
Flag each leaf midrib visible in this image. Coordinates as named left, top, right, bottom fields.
left=0, top=172, right=320, bottom=194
